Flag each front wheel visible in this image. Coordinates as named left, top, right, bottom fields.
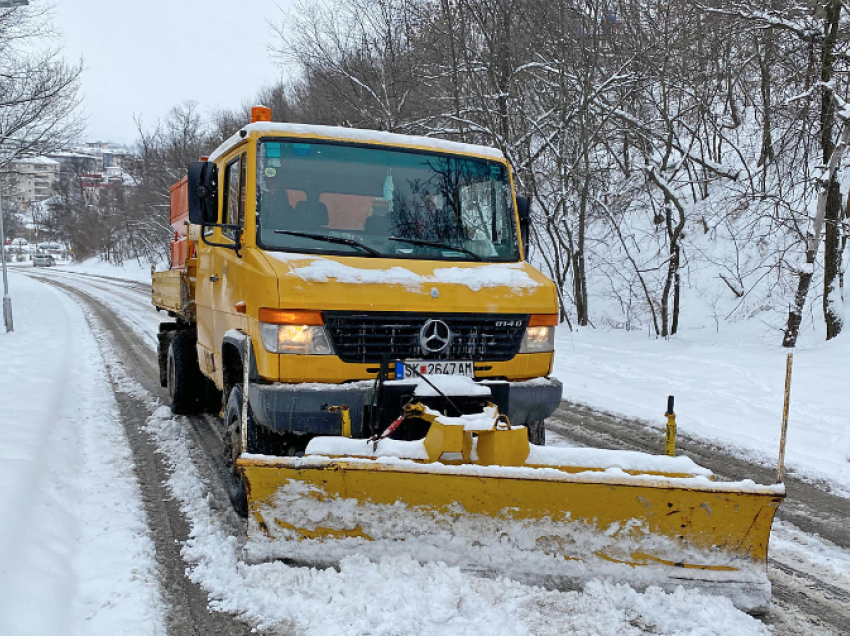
left=223, top=384, right=255, bottom=517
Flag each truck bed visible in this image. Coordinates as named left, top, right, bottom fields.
left=152, top=266, right=196, bottom=321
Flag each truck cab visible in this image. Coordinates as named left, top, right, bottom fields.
left=155, top=109, right=562, bottom=457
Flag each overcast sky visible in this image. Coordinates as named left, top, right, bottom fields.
left=52, top=0, right=293, bottom=146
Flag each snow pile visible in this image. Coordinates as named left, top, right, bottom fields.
left=245, top=480, right=772, bottom=612
left=306, top=436, right=431, bottom=460
left=288, top=258, right=423, bottom=288
left=424, top=402, right=502, bottom=429
left=285, top=257, right=540, bottom=293
left=526, top=445, right=712, bottom=477
left=431, top=263, right=540, bottom=292
left=304, top=402, right=715, bottom=476
left=0, top=273, right=163, bottom=636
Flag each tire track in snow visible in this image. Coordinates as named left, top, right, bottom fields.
left=24, top=268, right=159, bottom=347
left=46, top=265, right=153, bottom=292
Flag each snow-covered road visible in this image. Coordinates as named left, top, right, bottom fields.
left=0, top=273, right=164, bottom=635
left=3, top=264, right=847, bottom=635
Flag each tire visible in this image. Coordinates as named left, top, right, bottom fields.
left=157, top=323, right=180, bottom=387
left=527, top=420, right=546, bottom=446
left=223, top=384, right=255, bottom=517
left=166, top=332, right=204, bottom=414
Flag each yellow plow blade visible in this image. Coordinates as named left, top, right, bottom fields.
left=239, top=455, right=784, bottom=612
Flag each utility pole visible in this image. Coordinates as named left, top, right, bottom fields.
left=0, top=0, right=30, bottom=332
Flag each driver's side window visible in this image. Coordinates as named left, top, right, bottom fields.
left=221, top=153, right=246, bottom=239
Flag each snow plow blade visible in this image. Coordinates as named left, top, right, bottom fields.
left=239, top=404, right=784, bottom=612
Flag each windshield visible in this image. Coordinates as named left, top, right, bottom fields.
left=256, top=139, right=519, bottom=262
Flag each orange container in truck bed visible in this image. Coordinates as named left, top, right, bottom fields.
left=168, top=177, right=193, bottom=269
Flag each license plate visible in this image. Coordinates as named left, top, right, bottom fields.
left=395, top=360, right=475, bottom=379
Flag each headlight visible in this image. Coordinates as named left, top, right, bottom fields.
left=258, top=307, right=334, bottom=355
left=519, top=316, right=557, bottom=354
left=519, top=326, right=554, bottom=353
left=260, top=323, right=334, bottom=354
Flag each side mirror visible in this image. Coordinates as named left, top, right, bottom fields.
left=516, top=194, right=531, bottom=259
left=187, top=161, right=218, bottom=225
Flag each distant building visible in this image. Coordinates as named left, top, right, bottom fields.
left=81, top=142, right=132, bottom=171
left=7, top=156, right=60, bottom=208
left=44, top=151, right=99, bottom=195
left=1, top=140, right=134, bottom=209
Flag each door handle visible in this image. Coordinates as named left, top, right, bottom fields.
left=210, top=275, right=219, bottom=282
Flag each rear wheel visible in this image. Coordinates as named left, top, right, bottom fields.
left=203, top=378, right=223, bottom=414
left=223, top=384, right=255, bottom=517
left=166, top=332, right=204, bottom=414
left=527, top=420, right=546, bottom=445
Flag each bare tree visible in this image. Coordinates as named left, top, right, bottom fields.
left=264, top=0, right=850, bottom=342
left=819, top=0, right=844, bottom=340
left=0, top=4, right=83, bottom=164
left=273, top=0, right=425, bottom=132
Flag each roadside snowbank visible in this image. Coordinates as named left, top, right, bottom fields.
left=553, top=326, right=850, bottom=494
left=0, top=273, right=164, bottom=636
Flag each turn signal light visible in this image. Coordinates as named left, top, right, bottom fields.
left=258, top=308, right=324, bottom=325
left=529, top=314, right=558, bottom=327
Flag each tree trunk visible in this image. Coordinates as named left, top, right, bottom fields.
left=756, top=29, right=775, bottom=169
left=783, top=265, right=814, bottom=348
left=573, top=169, right=590, bottom=326
left=821, top=0, right=843, bottom=340
left=783, top=118, right=850, bottom=347
left=783, top=0, right=846, bottom=346
left=659, top=207, right=672, bottom=338
left=824, top=178, right=843, bottom=338
left=671, top=243, right=681, bottom=335
left=646, top=169, right=686, bottom=338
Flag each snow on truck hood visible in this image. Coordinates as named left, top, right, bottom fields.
left=262, top=252, right=557, bottom=313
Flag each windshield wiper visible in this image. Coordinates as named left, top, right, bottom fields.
left=273, top=230, right=382, bottom=257
left=388, top=237, right=483, bottom=261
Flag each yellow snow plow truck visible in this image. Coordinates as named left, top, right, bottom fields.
left=152, top=107, right=784, bottom=612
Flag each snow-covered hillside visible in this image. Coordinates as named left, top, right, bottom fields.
left=554, top=324, right=850, bottom=495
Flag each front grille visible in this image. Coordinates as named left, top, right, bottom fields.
left=324, top=312, right=528, bottom=364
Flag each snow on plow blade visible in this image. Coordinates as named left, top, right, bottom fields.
left=238, top=405, right=784, bottom=612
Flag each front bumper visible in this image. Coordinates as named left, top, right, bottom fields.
left=249, top=376, right=563, bottom=438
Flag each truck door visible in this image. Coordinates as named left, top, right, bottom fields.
left=211, top=152, right=248, bottom=367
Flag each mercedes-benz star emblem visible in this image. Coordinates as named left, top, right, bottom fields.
left=419, top=319, right=452, bottom=353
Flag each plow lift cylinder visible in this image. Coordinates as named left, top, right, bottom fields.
left=664, top=395, right=676, bottom=457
